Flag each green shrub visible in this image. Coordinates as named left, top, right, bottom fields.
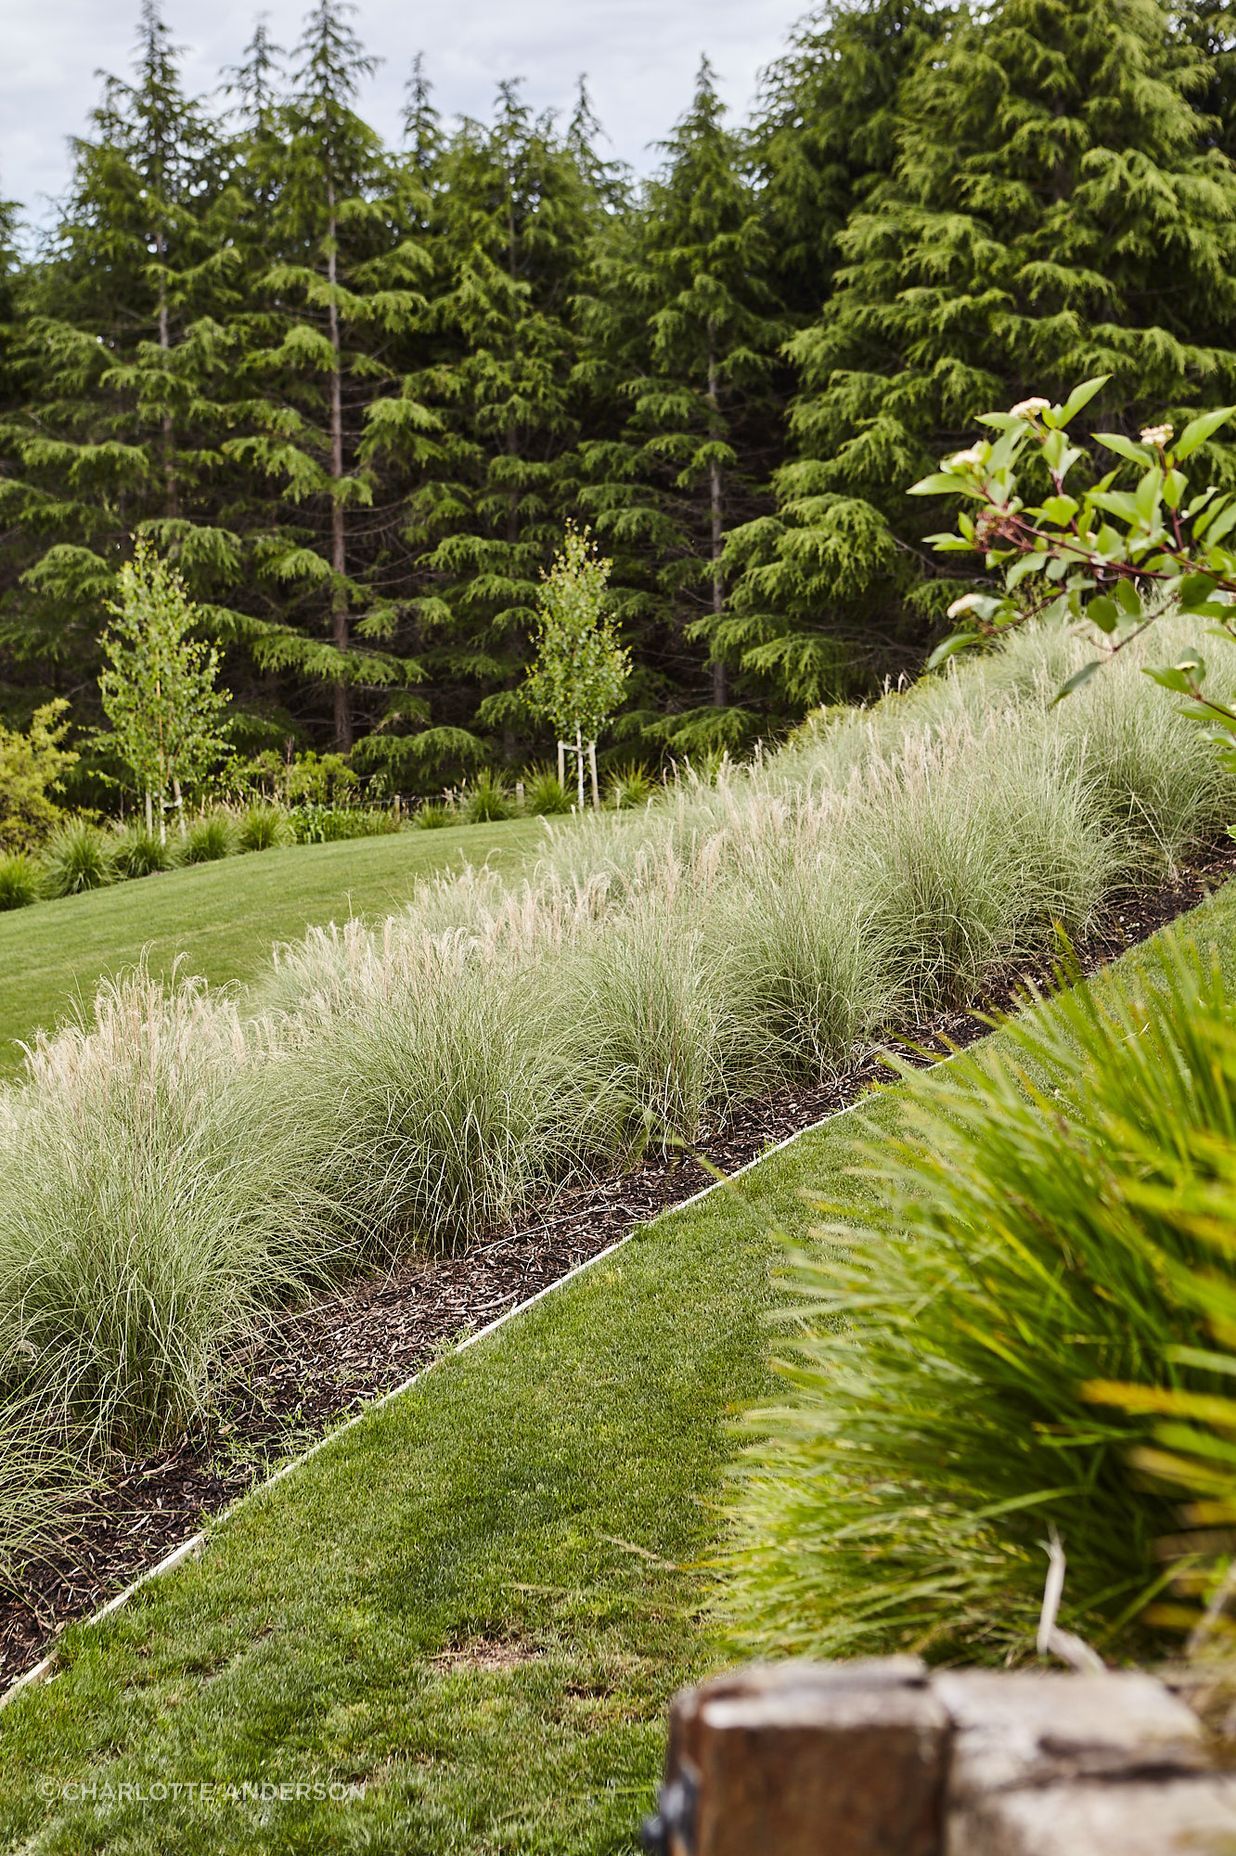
left=605, top=762, right=657, bottom=810
left=237, top=802, right=294, bottom=852
left=290, top=803, right=399, bottom=844
left=720, top=935, right=1236, bottom=1665
left=0, top=700, right=77, bottom=854
left=182, top=811, right=237, bottom=864
left=0, top=853, right=41, bottom=912
left=111, top=824, right=176, bottom=879
left=40, top=820, right=115, bottom=896
left=523, top=766, right=572, bottom=816
left=463, top=769, right=514, bottom=823
left=414, top=800, right=454, bottom=830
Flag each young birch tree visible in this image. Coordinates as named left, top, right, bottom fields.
left=99, top=540, right=231, bottom=833
left=524, top=526, right=629, bottom=807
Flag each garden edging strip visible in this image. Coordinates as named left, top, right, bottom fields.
left=0, top=1064, right=917, bottom=1717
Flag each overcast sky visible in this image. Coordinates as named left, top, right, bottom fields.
left=3, top=0, right=801, bottom=233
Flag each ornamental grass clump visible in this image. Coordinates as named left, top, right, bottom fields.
left=40, top=819, right=115, bottom=896
left=0, top=971, right=321, bottom=1455
left=720, top=934, right=1236, bottom=1666
left=0, top=853, right=41, bottom=912
left=266, top=932, right=585, bottom=1257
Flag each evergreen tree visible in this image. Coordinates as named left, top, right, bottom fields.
left=0, top=5, right=236, bottom=703
left=732, top=0, right=1236, bottom=688
left=578, top=62, right=781, bottom=753
left=384, top=85, right=599, bottom=780
left=223, top=0, right=432, bottom=749
left=754, top=0, right=946, bottom=324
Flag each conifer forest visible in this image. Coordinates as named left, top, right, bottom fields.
left=3, top=0, right=1236, bottom=795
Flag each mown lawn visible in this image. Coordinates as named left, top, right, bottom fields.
left=2, top=880, right=1234, bottom=1855
left=0, top=817, right=547, bottom=1076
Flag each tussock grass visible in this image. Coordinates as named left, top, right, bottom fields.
left=720, top=934, right=1236, bottom=1664
left=1, top=619, right=1234, bottom=1576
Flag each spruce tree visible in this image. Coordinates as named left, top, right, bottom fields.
left=578, top=62, right=780, bottom=753
left=733, top=0, right=1236, bottom=689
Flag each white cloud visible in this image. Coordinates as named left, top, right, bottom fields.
left=2, top=0, right=799, bottom=231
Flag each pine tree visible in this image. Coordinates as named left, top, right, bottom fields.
left=578, top=62, right=781, bottom=754
left=223, top=0, right=433, bottom=750
left=734, top=0, right=1236, bottom=689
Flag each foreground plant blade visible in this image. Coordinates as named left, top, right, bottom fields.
left=721, top=933, right=1236, bottom=1664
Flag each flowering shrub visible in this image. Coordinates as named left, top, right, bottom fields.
left=912, top=378, right=1236, bottom=762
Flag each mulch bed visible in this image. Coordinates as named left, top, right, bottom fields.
left=3, top=844, right=1235, bottom=1687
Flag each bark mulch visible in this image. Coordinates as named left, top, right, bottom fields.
left=3, top=845, right=1234, bottom=1686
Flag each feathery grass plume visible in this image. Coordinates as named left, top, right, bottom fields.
left=719, top=934, right=1236, bottom=1665
left=0, top=968, right=325, bottom=1454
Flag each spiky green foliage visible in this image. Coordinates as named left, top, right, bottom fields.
left=722, top=932, right=1236, bottom=1664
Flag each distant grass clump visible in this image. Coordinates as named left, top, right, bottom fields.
left=605, top=761, right=657, bottom=810
left=40, top=820, right=115, bottom=896
left=236, top=802, right=294, bottom=852
left=0, top=853, right=41, bottom=912
left=463, top=769, right=514, bottom=823
left=720, top=935, right=1236, bottom=1666
left=111, top=823, right=177, bottom=879
left=523, top=765, right=571, bottom=815
left=290, top=803, right=401, bottom=844
left=181, top=811, right=236, bottom=864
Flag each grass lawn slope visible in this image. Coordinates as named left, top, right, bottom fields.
left=0, top=817, right=545, bottom=1077
left=1, top=881, right=1233, bottom=1855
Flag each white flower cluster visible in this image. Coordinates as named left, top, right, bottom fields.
left=946, top=593, right=986, bottom=619
left=1140, top=423, right=1173, bottom=448
left=1010, top=396, right=1051, bottom=418
left=946, top=445, right=985, bottom=471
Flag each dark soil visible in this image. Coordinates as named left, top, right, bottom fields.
left=3, top=845, right=1234, bottom=1687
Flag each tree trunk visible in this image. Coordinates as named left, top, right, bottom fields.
left=144, top=789, right=153, bottom=836
left=155, top=225, right=178, bottom=520
left=588, top=739, right=599, bottom=808
left=575, top=724, right=585, bottom=811
left=707, top=341, right=727, bottom=710
left=326, top=178, right=352, bottom=751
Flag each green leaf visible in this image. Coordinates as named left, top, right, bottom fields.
left=1053, top=375, right=1110, bottom=428
left=1174, top=407, right=1236, bottom=461
left=1094, top=433, right=1154, bottom=469
left=1143, top=660, right=1203, bottom=694
left=908, top=472, right=969, bottom=497
left=1040, top=494, right=1079, bottom=526
left=1051, top=660, right=1104, bottom=704
left=1088, top=595, right=1119, bottom=633
left=926, top=632, right=982, bottom=670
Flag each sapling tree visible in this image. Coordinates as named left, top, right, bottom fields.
left=524, top=526, right=629, bottom=807
left=912, top=377, right=1236, bottom=761
left=99, top=540, right=231, bottom=832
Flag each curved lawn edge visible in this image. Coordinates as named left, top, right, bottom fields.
left=0, top=1032, right=910, bottom=1718
left=1, top=885, right=1234, bottom=1855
